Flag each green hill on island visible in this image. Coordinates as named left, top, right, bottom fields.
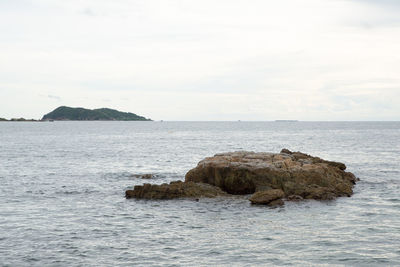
left=42, top=106, right=151, bottom=121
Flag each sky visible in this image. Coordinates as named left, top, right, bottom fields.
left=0, top=0, right=399, bottom=121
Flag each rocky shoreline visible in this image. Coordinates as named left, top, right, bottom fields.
left=126, top=149, right=358, bottom=206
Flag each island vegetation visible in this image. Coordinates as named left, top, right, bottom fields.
left=42, top=106, right=151, bottom=121
left=0, top=118, right=38, bottom=122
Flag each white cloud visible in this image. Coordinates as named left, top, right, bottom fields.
left=0, top=0, right=399, bottom=120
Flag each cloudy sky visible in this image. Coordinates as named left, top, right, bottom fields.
left=1, top=0, right=399, bottom=120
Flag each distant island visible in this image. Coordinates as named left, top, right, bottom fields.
left=42, top=106, right=151, bottom=121
left=0, top=117, right=38, bottom=122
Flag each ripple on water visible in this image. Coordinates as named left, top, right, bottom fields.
left=1, top=121, right=400, bottom=266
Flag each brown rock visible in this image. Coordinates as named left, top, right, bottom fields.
left=268, top=199, right=285, bottom=207
left=283, top=149, right=347, bottom=171
left=185, top=149, right=357, bottom=201
left=280, top=148, right=292, bottom=155
left=125, top=181, right=227, bottom=199
left=249, top=189, right=285, bottom=205
left=287, top=195, right=303, bottom=201
left=125, top=149, right=358, bottom=203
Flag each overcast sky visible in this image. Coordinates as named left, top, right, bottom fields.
left=1, top=0, right=399, bottom=120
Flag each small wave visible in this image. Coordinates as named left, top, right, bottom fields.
left=54, top=189, right=100, bottom=195
left=105, top=171, right=183, bottom=181
left=130, top=173, right=159, bottom=179
left=24, top=190, right=46, bottom=195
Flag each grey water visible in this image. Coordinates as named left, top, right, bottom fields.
left=1, top=121, right=400, bottom=266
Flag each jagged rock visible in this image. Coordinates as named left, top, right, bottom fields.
left=185, top=149, right=357, bottom=200
left=125, top=181, right=227, bottom=199
left=125, top=149, right=357, bottom=203
left=249, top=189, right=285, bottom=205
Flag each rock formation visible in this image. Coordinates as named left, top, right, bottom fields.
left=125, top=181, right=227, bottom=199
left=126, top=149, right=358, bottom=205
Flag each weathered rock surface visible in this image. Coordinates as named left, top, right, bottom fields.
left=185, top=149, right=357, bottom=200
left=125, top=149, right=357, bottom=204
left=249, top=189, right=285, bottom=205
left=125, top=181, right=227, bottom=199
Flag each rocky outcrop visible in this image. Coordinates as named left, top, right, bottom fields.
left=125, top=181, right=227, bottom=199
left=185, top=149, right=357, bottom=202
left=126, top=149, right=357, bottom=205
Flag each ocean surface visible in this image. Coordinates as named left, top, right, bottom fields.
left=1, top=121, right=399, bottom=266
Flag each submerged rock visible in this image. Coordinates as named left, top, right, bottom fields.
left=131, top=174, right=154, bottom=179
left=125, top=181, right=227, bottom=199
left=266, top=199, right=285, bottom=207
left=126, top=149, right=357, bottom=205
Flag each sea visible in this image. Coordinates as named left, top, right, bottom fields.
left=0, top=121, right=399, bottom=266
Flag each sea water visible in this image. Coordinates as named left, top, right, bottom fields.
left=0, top=121, right=399, bottom=266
